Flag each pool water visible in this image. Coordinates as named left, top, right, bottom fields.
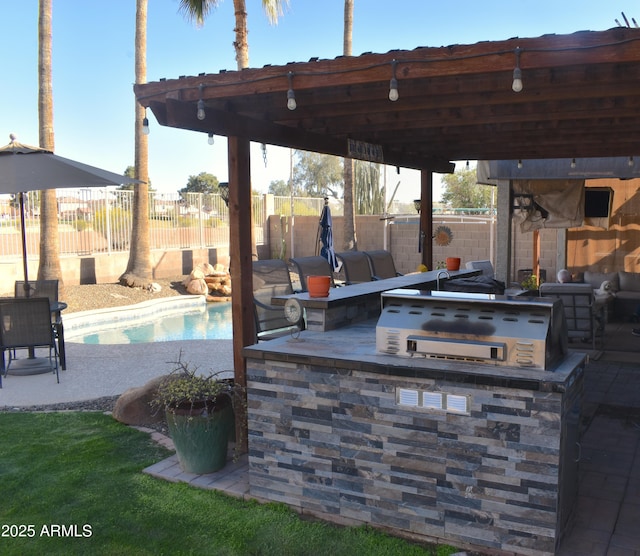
left=76, top=302, right=233, bottom=344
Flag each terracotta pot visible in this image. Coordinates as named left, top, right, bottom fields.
left=445, top=257, right=461, bottom=271
left=307, top=275, right=331, bottom=298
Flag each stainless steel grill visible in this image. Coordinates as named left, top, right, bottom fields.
left=376, top=289, right=568, bottom=370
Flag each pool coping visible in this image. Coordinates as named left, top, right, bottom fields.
left=64, top=294, right=207, bottom=339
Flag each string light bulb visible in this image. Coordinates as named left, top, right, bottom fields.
left=287, top=72, right=297, bottom=111
left=628, top=156, right=635, bottom=167
left=512, top=47, right=523, bottom=93
left=142, top=111, right=150, bottom=135
left=208, top=133, right=214, bottom=145
left=517, top=159, right=523, bottom=169
left=389, top=60, right=399, bottom=102
left=571, top=158, right=576, bottom=169
left=197, top=84, right=206, bottom=120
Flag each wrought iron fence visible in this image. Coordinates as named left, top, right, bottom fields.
left=0, top=189, right=235, bottom=259
left=0, top=188, right=491, bottom=260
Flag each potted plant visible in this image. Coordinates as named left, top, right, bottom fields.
left=150, top=354, right=244, bottom=474
left=520, top=273, right=542, bottom=295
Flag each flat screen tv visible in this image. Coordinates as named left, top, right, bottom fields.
left=584, top=188, right=612, bottom=218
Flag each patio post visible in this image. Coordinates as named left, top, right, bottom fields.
left=228, top=135, right=253, bottom=452
left=419, top=169, right=433, bottom=269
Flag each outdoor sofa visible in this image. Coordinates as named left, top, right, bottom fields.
left=581, top=270, right=640, bottom=321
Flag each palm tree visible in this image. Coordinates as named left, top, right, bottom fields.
left=120, top=0, right=152, bottom=288
left=178, top=0, right=288, bottom=69
left=342, top=0, right=357, bottom=250
left=36, top=0, right=63, bottom=287
left=179, top=0, right=288, bottom=260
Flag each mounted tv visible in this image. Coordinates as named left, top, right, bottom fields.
left=584, top=187, right=613, bottom=218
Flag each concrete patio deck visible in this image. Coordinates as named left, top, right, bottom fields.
left=1, top=327, right=639, bottom=555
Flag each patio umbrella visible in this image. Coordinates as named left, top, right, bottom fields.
left=318, top=197, right=340, bottom=272
left=0, top=138, right=139, bottom=286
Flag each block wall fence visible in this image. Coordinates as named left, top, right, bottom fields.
left=267, top=214, right=560, bottom=284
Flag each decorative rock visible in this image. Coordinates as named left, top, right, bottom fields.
left=195, top=262, right=215, bottom=276
left=189, top=267, right=205, bottom=281
left=186, top=278, right=208, bottom=295
left=112, top=375, right=167, bottom=426
left=147, top=282, right=162, bottom=293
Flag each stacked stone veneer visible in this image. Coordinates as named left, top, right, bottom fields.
left=246, top=358, right=583, bottom=556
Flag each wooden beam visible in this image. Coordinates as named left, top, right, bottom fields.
left=155, top=98, right=454, bottom=172
left=228, top=136, right=253, bottom=452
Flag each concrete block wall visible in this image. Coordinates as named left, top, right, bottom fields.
left=269, top=214, right=559, bottom=283
left=0, top=247, right=230, bottom=293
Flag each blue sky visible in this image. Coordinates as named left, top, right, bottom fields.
left=2, top=1, right=638, bottom=201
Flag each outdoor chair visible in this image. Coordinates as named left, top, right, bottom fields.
left=336, top=251, right=375, bottom=284
left=364, top=250, right=403, bottom=280
left=539, top=282, right=603, bottom=350
left=290, top=256, right=337, bottom=292
left=15, top=280, right=66, bottom=370
left=252, top=259, right=303, bottom=341
left=0, top=297, right=60, bottom=383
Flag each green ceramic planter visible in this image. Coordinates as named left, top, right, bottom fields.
left=167, top=402, right=234, bottom=474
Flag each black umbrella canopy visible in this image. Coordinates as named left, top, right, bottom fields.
left=0, top=137, right=139, bottom=285
left=0, top=139, right=139, bottom=194
left=319, top=198, right=339, bottom=272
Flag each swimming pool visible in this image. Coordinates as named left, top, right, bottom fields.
left=67, top=300, right=233, bottom=344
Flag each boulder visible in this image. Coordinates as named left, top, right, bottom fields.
left=186, top=278, right=208, bottom=295
left=112, top=375, right=168, bottom=426
left=195, top=262, right=215, bottom=276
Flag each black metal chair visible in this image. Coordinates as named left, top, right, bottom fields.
left=364, top=250, right=403, bottom=280
left=15, top=280, right=66, bottom=370
left=0, top=297, right=60, bottom=383
left=539, top=282, right=602, bottom=350
left=336, top=251, right=374, bottom=284
left=290, top=256, right=337, bottom=292
left=252, top=259, right=303, bottom=341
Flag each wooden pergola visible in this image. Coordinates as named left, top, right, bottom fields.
left=135, top=27, right=640, bottom=386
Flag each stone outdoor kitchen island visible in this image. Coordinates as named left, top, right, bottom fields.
left=243, top=286, right=585, bottom=556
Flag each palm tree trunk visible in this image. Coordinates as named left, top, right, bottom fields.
left=37, top=0, right=63, bottom=287
left=232, top=0, right=249, bottom=68
left=120, top=0, right=152, bottom=287
left=342, top=0, right=357, bottom=251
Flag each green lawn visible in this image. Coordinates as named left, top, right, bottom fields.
left=0, top=412, right=458, bottom=556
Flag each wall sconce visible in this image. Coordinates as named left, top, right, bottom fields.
left=287, top=72, right=297, bottom=111
left=413, top=199, right=421, bottom=214
left=512, top=47, right=523, bottom=93
left=389, top=60, right=399, bottom=102
left=219, top=182, right=229, bottom=207
left=197, top=83, right=206, bottom=120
